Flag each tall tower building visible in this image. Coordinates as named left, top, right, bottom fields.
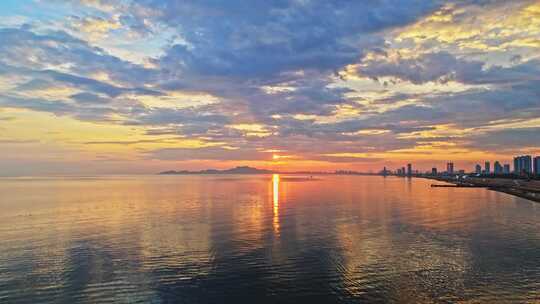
left=494, top=161, right=503, bottom=174
left=407, top=164, right=412, bottom=176
left=447, top=162, right=454, bottom=175
left=534, top=156, right=540, bottom=176
left=514, top=155, right=532, bottom=175
left=485, top=161, right=491, bottom=174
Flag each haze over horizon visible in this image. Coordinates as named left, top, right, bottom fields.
left=1, top=0, right=539, bottom=176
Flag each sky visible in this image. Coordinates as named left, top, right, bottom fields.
left=0, top=0, right=539, bottom=175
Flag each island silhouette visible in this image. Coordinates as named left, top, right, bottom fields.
left=158, top=166, right=381, bottom=176
left=159, top=166, right=275, bottom=175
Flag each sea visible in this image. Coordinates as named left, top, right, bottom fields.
left=1, top=175, right=539, bottom=303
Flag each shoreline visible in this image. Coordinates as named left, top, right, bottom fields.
left=424, top=176, right=540, bottom=203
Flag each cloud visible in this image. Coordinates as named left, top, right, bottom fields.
left=465, top=127, right=540, bottom=151
left=75, top=0, right=118, bottom=12
left=1, top=0, right=540, bottom=173
left=70, top=92, right=112, bottom=104
left=151, top=0, right=441, bottom=80
left=0, top=27, right=158, bottom=87
left=426, top=81, right=540, bottom=127
left=68, top=16, right=121, bottom=41
left=148, top=146, right=266, bottom=161
left=396, top=0, right=540, bottom=54
left=357, top=51, right=540, bottom=85
left=357, top=51, right=480, bottom=84
left=0, top=94, right=74, bottom=115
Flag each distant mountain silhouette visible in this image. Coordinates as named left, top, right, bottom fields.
left=159, top=166, right=274, bottom=175
left=159, top=166, right=379, bottom=175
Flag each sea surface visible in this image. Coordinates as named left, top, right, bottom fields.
left=1, top=175, right=539, bottom=303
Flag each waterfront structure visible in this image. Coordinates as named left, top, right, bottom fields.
left=407, top=164, right=412, bottom=176
left=485, top=161, right=491, bottom=174
left=503, top=164, right=511, bottom=174
left=514, top=155, right=532, bottom=174
left=475, top=164, right=482, bottom=175
left=534, top=157, right=540, bottom=176
left=447, top=162, right=454, bottom=175
left=494, top=161, right=503, bottom=174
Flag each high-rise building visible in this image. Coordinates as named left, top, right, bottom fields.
left=503, top=164, right=510, bottom=174
left=447, top=162, right=454, bottom=175
left=494, top=161, right=503, bottom=174
left=485, top=161, right=491, bottom=174
left=407, top=164, right=412, bottom=176
left=534, top=156, right=540, bottom=176
left=475, top=164, right=482, bottom=175
left=401, top=167, right=406, bottom=176
left=514, top=155, right=532, bottom=175
left=431, top=167, right=437, bottom=175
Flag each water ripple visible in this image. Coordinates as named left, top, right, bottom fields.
left=1, top=175, right=539, bottom=303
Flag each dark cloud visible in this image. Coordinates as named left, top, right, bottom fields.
left=0, top=93, right=142, bottom=123
left=0, top=94, right=74, bottom=115
left=461, top=60, right=540, bottom=85
left=358, top=51, right=540, bottom=85
left=279, top=105, right=450, bottom=138
left=121, top=105, right=232, bottom=138
left=150, top=0, right=442, bottom=79
left=358, top=52, right=475, bottom=84
left=70, top=92, right=112, bottom=104
left=426, top=82, right=540, bottom=127
left=465, top=128, right=540, bottom=151
left=249, top=78, right=357, bottom=117
left=132, top=106, right=230, bottom=126
left=0, top=27, right=159, bottom=91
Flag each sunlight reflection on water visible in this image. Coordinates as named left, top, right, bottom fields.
left=272, top=174, right=280, bottom=236
left=0, top=175, right=539, bottom=303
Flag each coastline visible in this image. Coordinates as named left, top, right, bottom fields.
left=424, top=176, right=540, bottom=203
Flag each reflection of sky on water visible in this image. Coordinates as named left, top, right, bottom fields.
left=0, top=175, right=539, bottom=303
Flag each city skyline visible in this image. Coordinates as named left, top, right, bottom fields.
left=0, top=1, right=539, bottom=176
left=384, top=154, right=540, bottom=176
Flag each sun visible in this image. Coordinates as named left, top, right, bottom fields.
left=272, top=154, right=280, bottom=160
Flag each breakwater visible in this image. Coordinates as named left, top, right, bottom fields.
left=428, top=176, right=540, bottom=203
